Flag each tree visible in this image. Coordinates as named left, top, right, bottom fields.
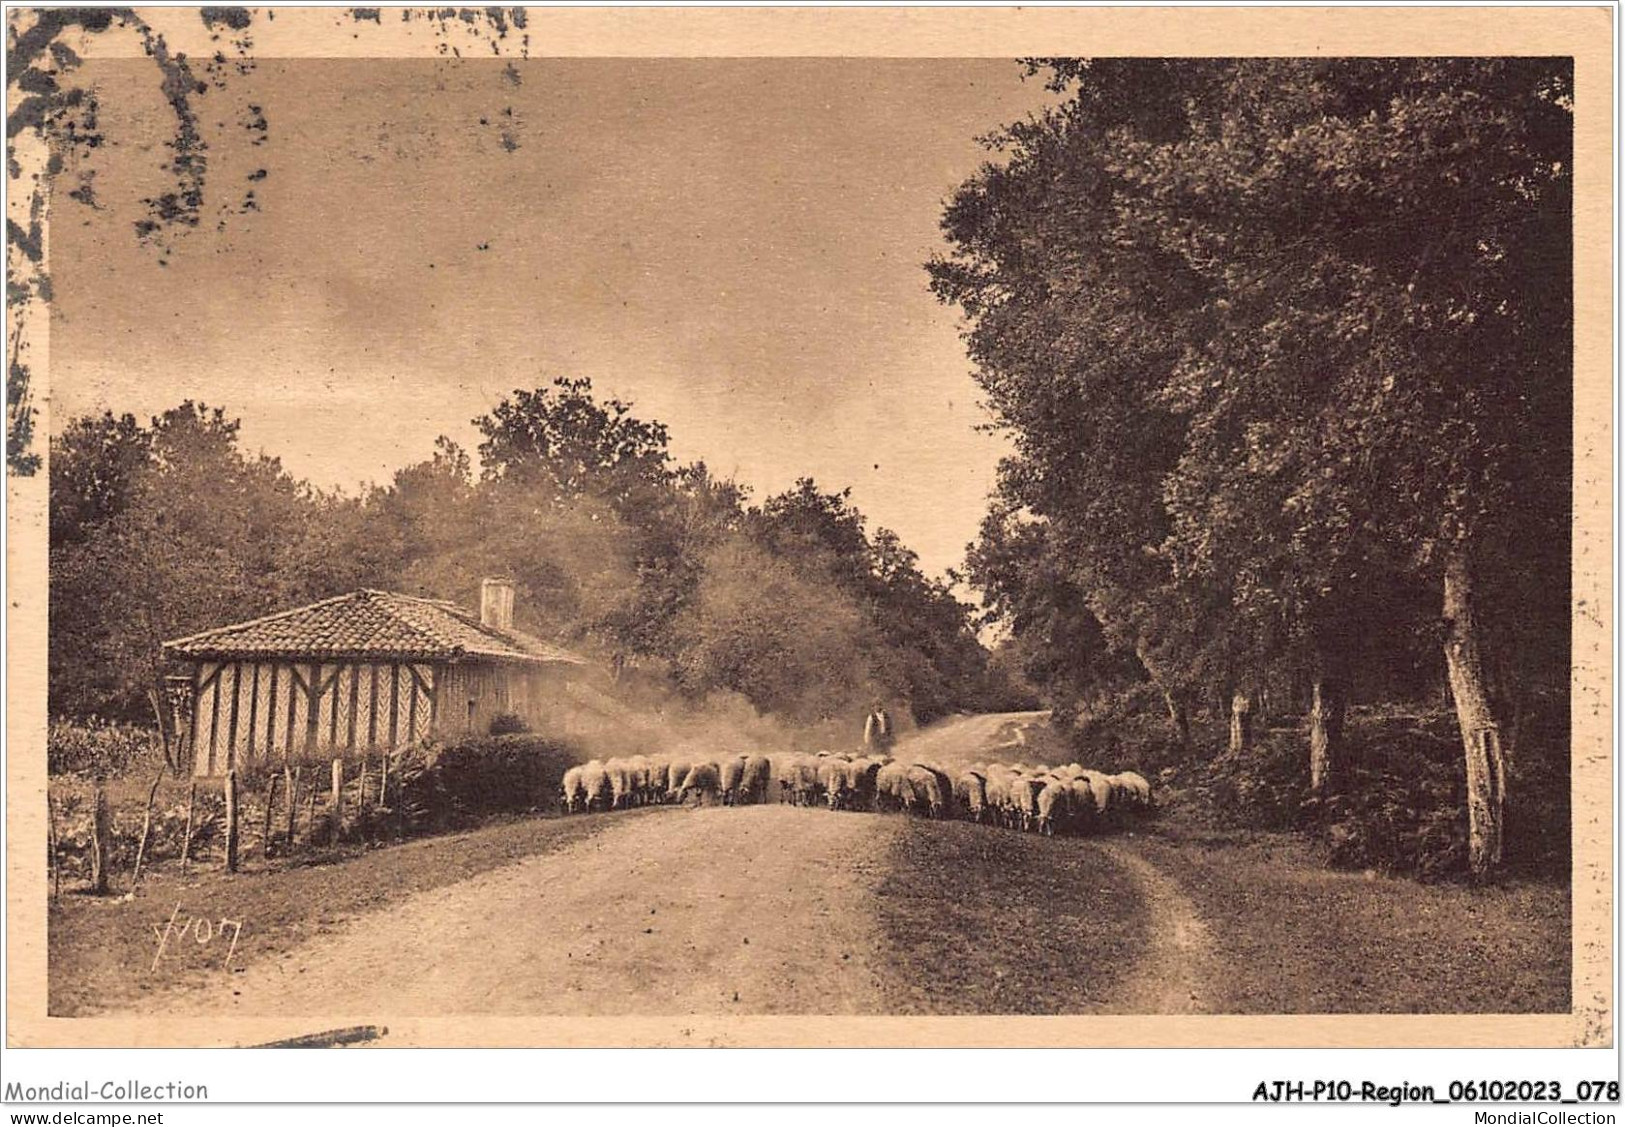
left=48, top=410, right=152, bottom=546
left=751, top=478, right=874, bottom=593
left=935, top=58, right=1572, bottom=873
left=931, top=61, right=1217, bottom=749
left=597, top=460, right=750, bottom=661
left=364, top=432, right=642, bottom=644
left=750, top=478, right=992, bottom=724
left=964, top=501, right=1137, bottom=724
left=476, top=377, right=673, bottom=504
left=50, top=381, right=1000, bottom=738
left=49, top=403, right=343, bottom=717
left=863, top=526, right=991, bottom=724
left=670, top=536, right=877, bottom=725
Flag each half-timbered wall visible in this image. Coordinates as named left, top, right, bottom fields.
left=190, top=660, right=436, bottom=776
left=434, top=663, right=560, bottom=738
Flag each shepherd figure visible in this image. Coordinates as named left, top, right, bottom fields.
left=863, top=701, right=895, bottom=752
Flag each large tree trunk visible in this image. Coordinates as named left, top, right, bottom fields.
left=1308, top=672, right=1346, bottom=795
left=1442, top=544, right=1508, bottom=876
left=1229, top=688, right=1255, bottom=755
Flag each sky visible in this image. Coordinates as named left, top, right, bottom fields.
left=49, top=57, right=1059, bottom=580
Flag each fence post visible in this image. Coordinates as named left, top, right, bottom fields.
left=357, top=751, right=370, bottom=811
left=394, top=752, right=406, bottom=841
left=330, top=757, right=344, bottom=842
left=132, top=759, right=167, bottom=887
left=179, top=780, right=198, bottom=874
left=263, top=772, right=279, bottom=860
left=285, top=764, right=300, bottom=848
left=89, top=785, right=110, bottom=895
left=224, top=769, right=240, bottom=873
left=378, top=749, right=390, bottom=811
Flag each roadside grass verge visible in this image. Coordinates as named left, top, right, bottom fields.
left=874, top=817, right=1150, bottom=1014
left=1134, top=821, right=1571, bottom=1013
left=49, top=808, right=651, bottom=1016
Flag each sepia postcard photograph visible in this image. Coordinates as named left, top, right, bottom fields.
left=2, top=2, right=1615, bottom=1084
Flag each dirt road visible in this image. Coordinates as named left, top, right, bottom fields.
left=156, top=803, right=904, bottom=1018
left=896, top=709, right=1050, bottom=767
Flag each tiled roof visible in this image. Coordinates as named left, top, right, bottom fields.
left=163, top=590, right=588, bottom=666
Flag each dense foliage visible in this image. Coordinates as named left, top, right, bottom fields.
left=936, top=59, right=1572, bottom=873
left=397, top=734, right=581, bottom=829
left=50, top=380, right=1010, bottom=731
left=47, top=718, right=156, bottom=778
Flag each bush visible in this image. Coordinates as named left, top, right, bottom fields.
left=1196, top=708, right=1480, bottom=879
left=48, top=720, right=158, bottom=778
left=1315, top=710, right=1468, bottom=880
left=397, top=734, right=583, bottom=829
left=1202, top=727, right=1313, bottom=832
left=1063, top=690, right=1202, bottom=777
left=1319, top=759, right=1467, bottom=881
left=1324, top=698, right=1569, bottom=879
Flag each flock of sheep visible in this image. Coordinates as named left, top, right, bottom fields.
left=559, top=751, right=1153, bottom=836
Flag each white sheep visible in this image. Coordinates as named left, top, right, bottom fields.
left=1068, top=777, right=1102, bottom=829
left=675, top=762, right=721, bottom=804
left=664, top=760, right=690, bottom=803
left=983, top=767, right=1014, bottom=828
left=845, top=758, right=884, bottom=811
left=606, top=758, right=635, bottom=810
left=874, top=760, right=909, bottom=813
left=904, top=764, right=947, bottom=818
left=818, top=756, right=848, bottom=810
left=579, top=760, right=611, bottom=813
left=1036, top=778, right=1073, bottom=836
left=1007, top=775, right=1044, bottom=832
left=740, top=755, right=773, bottom=805
left=1108, top=770, right=1153, bottom=811
left=793, top=756, right=823, bottom=807
left=1077, top=769, right=1114, bottom=817
left=719, top=755, right=748, bottom=805
left=954, top=769, right=989, bottom=824
left=560, top=765, right=586, bottom=814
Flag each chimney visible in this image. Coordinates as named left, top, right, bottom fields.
left=480, top=576, right=515, bottom=632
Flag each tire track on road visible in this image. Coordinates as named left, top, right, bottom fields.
left=1095, top=837, right=1216, bottom=1013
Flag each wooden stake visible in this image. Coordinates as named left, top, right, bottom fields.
left=179, top=781, right=198, bottom=874
left=304, top=778, right=317, bottom=845
left=131, top=759, right=168, bottom=887
left=394, top=753, right=406, bottom=840
left=378, top=750, right=390, bottom=811
left=330, top=757, right=344, bottom=842
left=147, top=684, right=184, bottom=775
left=89, top=785, right=110, bottom=895
left=224, top=769, right=240, bottom=873
left=263, top=772, right=279, bottom=860
left=285, top=763, right=300, bottom=847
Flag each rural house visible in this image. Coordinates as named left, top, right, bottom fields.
left=163, top=578, right=587, bottom=776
